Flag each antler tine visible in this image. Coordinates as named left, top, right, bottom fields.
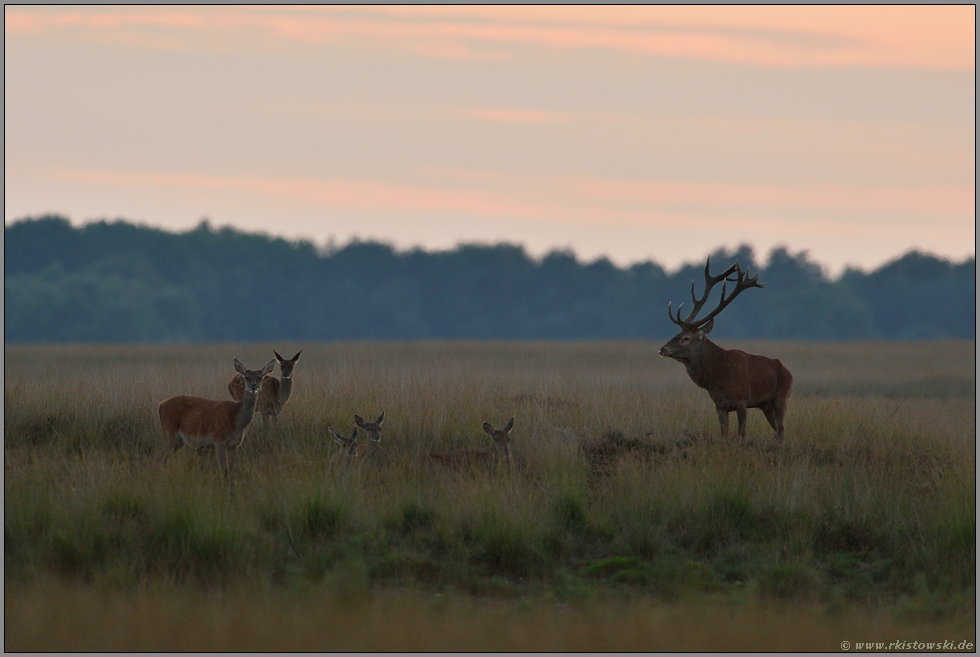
left=690, top=261, right=765, bottom=328
left=680, top=257, right=738, bottom=324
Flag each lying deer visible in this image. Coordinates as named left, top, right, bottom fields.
left=328, top=426, right=358, bottom=467
left=659, top=258, right=793, bottom=440
left=228, top=350, right=302, bottom=425
left=354, top=411, right=386, bottom=466
left=159, top=358, right=276, bottom=488
left=428, top=418, right=515, bottom=470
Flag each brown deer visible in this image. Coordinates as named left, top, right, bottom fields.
left=354, top=411, right=386, bottom=466
left=159, top=358, right=276, bottom=487
left=659, top=258, right=792, bottom=440
left=428, top=418, right=515, bottom=470
left=327, top=426, right=358, bottom=467
left=228, top=350, right=302, bottom=425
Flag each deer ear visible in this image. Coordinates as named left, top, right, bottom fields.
left=483, top=422, right=494, bottom=435
left=504, top=417, right=514, bottom=432
left=274, top=350, right=284, bottom=363
left=292, top=350, right=302, bottom=361
left=376, top=411, right=385, bottom=425
left=234, top=358, right=246, bottom=375
left=354, top=414, right=365, bottom=428
left=328, top=428, right=341, bottom=442
left=349, top=427, right=358, bottom=441
left=262, top=359, right=276, bottom=376
left=697, top=319, right=714, bottom=337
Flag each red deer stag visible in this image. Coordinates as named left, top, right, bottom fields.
left=659, top=258, right=792, bottom=440
left=428, top=418, right=515, bottom=470
left=228, top=350, right=302, bottom=425
left=159, top=358, right=276, bottom=487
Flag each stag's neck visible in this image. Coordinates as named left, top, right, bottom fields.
left=235, top=390, right=260, bottom=433
left=685, top=338, right=728, bottom=390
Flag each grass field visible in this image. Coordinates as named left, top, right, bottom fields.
left=4, top=340, right=976, bottom=650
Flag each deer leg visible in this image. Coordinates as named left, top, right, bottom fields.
left=226, top=446, right=238, bottom=477
left=160, top=432, right=183, bottom=463
left=224, top=446, right=238, bottom=494
left=760, top=402, right=779, bottom=432
left=215, top=442, right=229, bottom=483
left=736, top=404, right=748, bottom=438
left=772, top=397, right=787, bottom=440
left=716, top=407, right=730, bottom=437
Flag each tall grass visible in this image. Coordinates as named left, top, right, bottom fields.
left=4, top=341, right=975, bottom=648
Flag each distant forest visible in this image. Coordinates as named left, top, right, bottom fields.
left=4, top=216, right=976, bottom=343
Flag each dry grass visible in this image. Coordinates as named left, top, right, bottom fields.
left=4, top=340, right=976, bottom=650
left=5, top=577, right=975, bottom=652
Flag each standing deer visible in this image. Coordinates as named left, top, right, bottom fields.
left=327, top=426, right=358, bottom=467
left=159, top=358, right=276, bottom=487
left=354, top=411, right=386, bottom=466
left=428, top=418, right=515, bottom=470
left=228, top=350, right=302, bottom=425
left=659, top=258, right=792, bottom=440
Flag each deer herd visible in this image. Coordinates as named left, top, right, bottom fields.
left=158, top=257, right=792, bottom=488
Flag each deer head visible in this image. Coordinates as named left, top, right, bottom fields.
left=234, top=358, right=275, bottom=395
left=328, top=426, right=358, bottom=459
left=274, top=350, right=302, bottom=380
left=483, top=417, right=515, bottom=458
left=659, top=257, right=764, bottom=363
left=354, top=411, right=385, bottom=445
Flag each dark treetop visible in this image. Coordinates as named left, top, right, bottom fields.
left=5, top=216, right=975, bottom=343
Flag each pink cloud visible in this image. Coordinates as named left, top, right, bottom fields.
left=463, top=108, right=570, bottom=124
left=559, top=178, right=974, bottom=218
left=5, top=6, right=973, bottom=70
left=50, top=168, right=973, bottom=243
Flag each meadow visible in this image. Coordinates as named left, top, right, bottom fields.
left=4, top=340, right=976, bottom=650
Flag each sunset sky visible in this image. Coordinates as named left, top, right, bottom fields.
left=4, top=6, right=975, bottom=274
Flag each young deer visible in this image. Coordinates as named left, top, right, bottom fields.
left=659, top=257, right=793, bottom=440
left=228, top=350, right=302, bottom=425
left=327, top=426, right=358, bottom=467
left=159, top=358, right=276, bottom=487
left=428, top=418, right=515, bottom=471
left=354, top=411, right=386, bottom=466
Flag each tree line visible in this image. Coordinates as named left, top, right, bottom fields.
left=4, top=215, right=975, bottom=343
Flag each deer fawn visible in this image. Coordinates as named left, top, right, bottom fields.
left=328, top=426, right=358, bottom=467
left=354, top=411, right=386, bottom=466
left=428, top=418, right=515, bottom=470
left=228, top=350, right=302, bottom=425
left=159, top=358, right=276, bottom=487
left=659, top=258, right=793, bottom=440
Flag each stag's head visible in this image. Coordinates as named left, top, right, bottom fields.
left=235, top=358, right=276, bottom=395
left=274, top=350, right=302, bottom=380
left=354, top=411, right=385, bottom=445
left=329, top=426, right=358, bottom=459
left=483, top=417, right=515, bottom=458
left=659, top=258, right=764, bottom=363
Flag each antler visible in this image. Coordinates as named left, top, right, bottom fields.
left=668, top=257, right=764, bottom=329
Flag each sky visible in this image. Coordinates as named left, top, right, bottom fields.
left=4, top=6, right=975, bottom=275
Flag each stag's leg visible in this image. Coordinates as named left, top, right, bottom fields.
left=735, top=404, right=748, bottom=439
left=772, top=397, right=788, bottom=440
left=760, top=402, right=779, bottom=432
left=716, top=407, right=730, bottom=437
